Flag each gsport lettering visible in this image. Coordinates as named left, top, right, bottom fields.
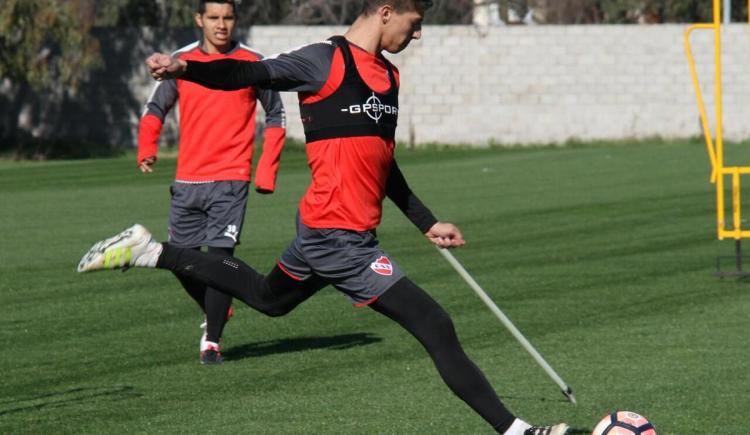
left=340, top=92, right=398, bottom=123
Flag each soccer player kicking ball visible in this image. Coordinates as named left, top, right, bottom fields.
left=79, top=1, right=568, bottom=434
left=138, top=0, right=287, bottom=365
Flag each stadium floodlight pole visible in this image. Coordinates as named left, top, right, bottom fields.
left=435, top=247, right=577, bottom=405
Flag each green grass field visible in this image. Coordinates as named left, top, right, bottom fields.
left=1, top=139, right=748, bottom=434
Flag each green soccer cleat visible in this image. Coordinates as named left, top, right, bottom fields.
left=77, top=224, right=161, bottom=272
left=524, top=424, right=569, bottom=435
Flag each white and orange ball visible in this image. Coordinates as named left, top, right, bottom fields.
left=592, top=411, right=656, bottom=435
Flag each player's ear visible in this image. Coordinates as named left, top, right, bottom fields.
left=379, top=5, right=394, bottom=24
left=194, top=12, right=203, bottom=28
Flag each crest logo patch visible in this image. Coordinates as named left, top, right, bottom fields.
left=370, top=256, right=393, bottom=276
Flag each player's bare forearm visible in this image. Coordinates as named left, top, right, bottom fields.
left=425, top=222, right=465, bottom=248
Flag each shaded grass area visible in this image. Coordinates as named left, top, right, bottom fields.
left=1, top=139, right=748, bottom=434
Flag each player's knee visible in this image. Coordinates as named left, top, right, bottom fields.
left=419, top=309, right=463, bottom=359
left=427, top=307, right=456, bottom=338
left=250, top=278, right=293, bottom=317
left=257, top=304, right=292, bottom=317
left=413, top=303, right=457, bottom=348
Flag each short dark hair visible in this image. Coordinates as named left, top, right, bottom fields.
left=360, top=0, right=434, bottom=16
left=197, top=0, right=237, bottom=14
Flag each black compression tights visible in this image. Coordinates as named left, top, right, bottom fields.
left=157, top=243, right=324, bottom=317
left=156, top=244, right=515, bottom=433
left=371, top=278, right=515, bottom=433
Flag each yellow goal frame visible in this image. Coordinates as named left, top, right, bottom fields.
left=684, top=0, right=750, bottom=241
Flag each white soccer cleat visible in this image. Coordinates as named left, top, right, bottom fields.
left=77, top=224, right=161, bottom=272
left=524, top=423, right=569, bottom=435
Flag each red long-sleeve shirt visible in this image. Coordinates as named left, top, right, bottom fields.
left=138, top=41, right=286, bottom=190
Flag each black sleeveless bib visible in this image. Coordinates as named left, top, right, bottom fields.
left=299, top=36, right=399, bottom=143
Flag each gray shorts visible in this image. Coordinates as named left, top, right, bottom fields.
left=278, top=216, right=405, bottom=306
left=168, top=181, right=248, bottom=249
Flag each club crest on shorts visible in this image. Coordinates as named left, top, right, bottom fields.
left=370, top=256, right=393, bottom=276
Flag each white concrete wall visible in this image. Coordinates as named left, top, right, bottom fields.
left=240, top=24, right=750, bottom=145
left=5, top=25, right=748, bottom=148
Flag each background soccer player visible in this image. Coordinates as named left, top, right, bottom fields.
left=81, top=0, right=568, bottom=433
left=137, top=0, right=286, bottom=364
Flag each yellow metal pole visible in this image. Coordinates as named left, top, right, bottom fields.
left=714, top=0, right=726, bottom=239
left=685, top=24, right=719, bottom=182
left=683, top=0, right=746, bottom=242
left=733, top=167, right=741, bottom=239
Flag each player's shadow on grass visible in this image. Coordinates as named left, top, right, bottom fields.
left=0, top=386, right=141, bottom=416
left=224, top=332, right=382, bottom=360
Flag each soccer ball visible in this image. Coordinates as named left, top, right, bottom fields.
left=592, top=411, right=656, bottom=435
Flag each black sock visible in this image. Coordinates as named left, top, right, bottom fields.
left=204, top=246, right=235, bottom=343
left=370, top=278, right=516, bottom=433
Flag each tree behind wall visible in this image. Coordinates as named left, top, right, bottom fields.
left=0, top=0, right=100, bottom=91
left=0, top=0, right=106, bottom=158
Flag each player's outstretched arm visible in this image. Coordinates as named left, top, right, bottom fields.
left=146, top=52, right=272, bottom=91
left=425, top=222, right=465, bottom=248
